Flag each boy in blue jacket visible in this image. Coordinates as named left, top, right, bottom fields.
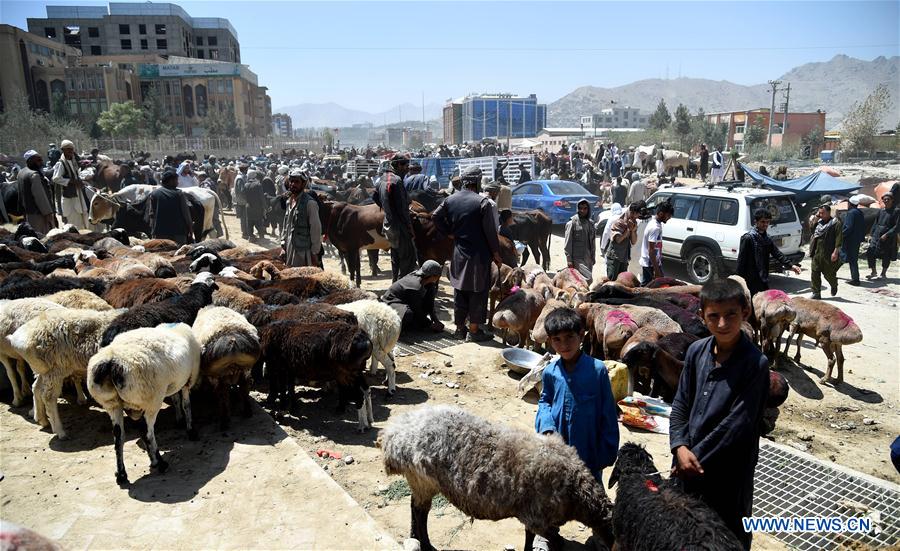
left=534, top=307, right=619, bottom=551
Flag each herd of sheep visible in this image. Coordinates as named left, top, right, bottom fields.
left=0, top=218, right=867, bottom=548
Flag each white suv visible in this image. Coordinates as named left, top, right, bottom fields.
left=598, top=182, right=805, bottom=284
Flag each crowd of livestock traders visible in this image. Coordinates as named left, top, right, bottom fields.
left=1, top=137, right=898, bottom=550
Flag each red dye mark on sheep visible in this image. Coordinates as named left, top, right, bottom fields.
left=763, top=289, right=789, bottom=301
left=644, top=479, right=659, bottom=492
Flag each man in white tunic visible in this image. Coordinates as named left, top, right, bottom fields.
left=52, top=139, right=95, bottom=230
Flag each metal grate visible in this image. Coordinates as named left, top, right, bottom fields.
left=394, top=332, right=467, bottom=357
left=753, top=441, right=900, bottom=550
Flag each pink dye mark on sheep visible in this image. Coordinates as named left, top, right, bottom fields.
left=607, top=310, right=637, bottom=328
left=836, top=309, right=855, bottom=327
left=763, top=289, right=790, bottom=301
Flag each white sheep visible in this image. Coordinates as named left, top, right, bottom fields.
left=87, top=322, right=201, bottom=485
left=8, top=308, right=122, bottom=439
left=0, top=298, right=65, bottom=407
left=192, top=306, right=260, bottom=427
left=336, top=299, right=401, bottom=394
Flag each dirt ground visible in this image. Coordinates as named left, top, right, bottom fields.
left=2, top=177, right=898, bottom=549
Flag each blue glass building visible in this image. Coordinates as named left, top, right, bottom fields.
left=460, top=94, right=547, bottom=142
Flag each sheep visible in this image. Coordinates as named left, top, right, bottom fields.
left=531, top=298, right=569, bottom=348
left=8, top=308, right=122, bottom=439
left=250, top=287, right=300, bottom=305
left=782, top=297, right=863, bottom=384
left=593, top=296, right=709, bottom=338
left=0, top=299, right=66, bottom=406
left=0, top=256, right=75, bottom=275
left=192, top=306, right=260, bottom=428
left=246, top=276, right=329, bottom=300
left=47, top=268, right=78, bottom=278
left=189, top=252, right=227, bottom=275
left=621, top=340, right=684, bottom=402
left=211, top=283, right=265, bottom=315
left=307, top=270, right=352, bottom=293
left=88, top=322, right=201, bottom=485
left=336, top=300, right=402, bottom=395
left=136, top=238, right=179, bottom=252
left=752, top=289, right=796, bottom=358
left=260, top=320, right=374, bottom=432
left=245, top=303, right=357, bottom=329
left=608, top=443, right=743, bottom=551
left=491, top=289, right=547, bottom=349
left=523, top=266, right=563, bottom=299
left=598, top=309, right=639, bottom=360
left=0, top=520, right=62, bottom=550
left=43, top=288, right=113, bottom=310
left=578, top=303, right=681, bottom=337
left=619, top=326, right=662, bottom=360
left=100, top=272, right=218, bottom=347
left=552, top=267, right=589, bottom=294
left=489, top=264, right=525, bottom=327
left=0, top=276, right=106, bottom=300
left=174, top=237, right=236, bottom=256
left=319, top=288, right=378, bottom=305
left=74, top=250, right=155, bottom=280
left=103, top=278, right=182, bottom=308
left=0, top=269, right=45, bottom=288
left=378, top=405, right=614, bottom=551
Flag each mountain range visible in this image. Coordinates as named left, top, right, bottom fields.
left=273, top=101, right=444, bottom=129
left=275, top=55, right=898, bottom=131
left=547, top=55, right=899, bottom=130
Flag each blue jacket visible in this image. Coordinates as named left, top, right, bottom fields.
left=535, top=353, right=620, bottom=477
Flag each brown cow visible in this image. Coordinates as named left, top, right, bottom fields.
left=410, top=202, right=517, bottom=267
left=317, top=200, right=390, bottom=286
left=94, top=160, right=129, bottom=192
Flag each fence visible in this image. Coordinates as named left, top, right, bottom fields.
left=0, top=136, right=326, bottom=159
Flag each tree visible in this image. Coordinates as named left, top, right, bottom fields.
left=841, top=83, right=893, bottom=155
left=744, top=115, right=767, bottom=147
left=0, top=90, right=87, bottom=152
left=672, top=103, right=692, bottom=150
left=649, top=99, right=672, bottom=130
left=50, top=92, right=70, bottom=122
left=203, top=105, right=241, bottom=138
left=801, top=127, right=824, bottom=157
left=323, top=128, right=335, bottom=149
left=142, top=87, right=174, bottom=137
left=97, top=101, right=142, bottom=138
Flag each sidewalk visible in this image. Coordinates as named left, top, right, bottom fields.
left=0, top=400, right=398, bottom=550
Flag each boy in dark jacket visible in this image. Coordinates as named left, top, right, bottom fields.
left=841, top=196, right=867, bottom=285
left=736, top=209, right=801, bottom=295
left=670, top=279, right=770, bottom=549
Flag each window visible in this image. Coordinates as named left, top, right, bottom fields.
left=88, top=27, right=99, bottom=38
left=217, top=79, right=225, bottom=94
left=195, top=84, right=207, bottom=117
left=140, top=39, right=148, bottom=50
left=209, top=49, right=219, bottom=59
left=734, top=124, right=745, bottom=134
left=197, top=50, right=204, bottom=59
left=90, top=45, right=101, bottom=55
left=99, top=99, right=107, bottom=111
left=207, top=36, right=217, bottom=46
left=139, top=24, right=146, bottom=34
left=513, top=184, right=541, bottom=195
left=196, top=36, right=203, bottom=46
left=119, top=24, right=130, bottom=35
left=157, top=39, right=167, bottom=49
left=45, top=27, right=57, bottom=38
left=225, top=79, right=232, bottom=93
left=749, top=197, right=797, bottom=225
left=155, top=24, right=166, bottom=34
left=670, top=195, right=699, bottom=220
left=700, top=198, right=739, bottom=225
left=120, top=39, right=132, bottom=50
left=182, top=85, right=194, bottom=117
left=69, top=98, right=78, bottom=113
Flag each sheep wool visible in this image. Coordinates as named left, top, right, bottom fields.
left=379, top=405, right=614, bottom=550
left=336, top=300, right=401, bottom=394
left=0, top=298, right=66, bottom=406
left=88, top=322, right=201, bottom=485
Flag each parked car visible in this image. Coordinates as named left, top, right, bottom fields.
left=510, top=180, right=601, bottom=225
left=594, top=182, right=805, bottom=283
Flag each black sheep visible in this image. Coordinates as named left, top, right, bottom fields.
left=0, top=276, right=107, bottom=300
left=13, top=221, right=43, bottom=242
left=0, top=256, right=76, bottom=275
left=609, top=443, right=743, bottom=551
left=260, top=320, right=373, bottom=431
left=246, top=303, right=357, bottom=328
left=100, top=273, right=218, bottom=346
left=189, top=252, right=227, bottom=274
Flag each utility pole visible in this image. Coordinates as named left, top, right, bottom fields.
left=782, top=83, right=791, bottom=139
left=766, top=80, right=781, bottom=147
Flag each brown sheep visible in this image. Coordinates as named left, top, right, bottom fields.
left=212, top=283, right=264, bottom=315
left=103, top=278, right=182, bottom=308
left=489, top=264, right=525, bottom=327
left=783, top=297, right=863, bottom=384
left=250, top=287, right=301, bottom=305
left=491, top=289, right=546, bottom=348
left=319, top=288, right=378, bottom=305
left=752, top=289, right=796, bottom=358
left=531, top=298, right=569, bottom=348
left=552, top=267, right=589, bottom=294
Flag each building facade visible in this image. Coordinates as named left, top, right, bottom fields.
left=459, top=94, right=547, bottom=142
left=580, top=106, right=648, bottom=129
left=442, top=101, right=463, bottom=144
left=705, top=108, right=826, bottom=151
left=27, top=3, right=240, bottom=62
left=0, top=24, right=80, bottom=112
left=272, top=113, right=292, bottom=137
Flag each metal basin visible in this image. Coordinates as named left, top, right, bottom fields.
left=501, top=348, right=545, bottom=375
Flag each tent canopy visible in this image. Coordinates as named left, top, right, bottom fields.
left=740, top=163, right=861, bottom=203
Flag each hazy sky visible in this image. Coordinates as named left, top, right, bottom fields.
left=2, top=0, right=898, bottom=112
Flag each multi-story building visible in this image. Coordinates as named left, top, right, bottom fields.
left=442, top=100, right=463, bottom=144
left=272, top=113, right=293, bottom=137
left=0, top=24, right=79, bottom=112
left=137, top=57, right=271, bottom=137
left=27, top=3, right=240, bottom=62
left=580, top=106, right=648, bottom=129
left=63, top=61, right=142, bottom=122
left=705, top=108, right=826, bottom=151
left=459, top=93, right=547, bottom=142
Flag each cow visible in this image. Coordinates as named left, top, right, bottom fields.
left=317, top=200, right=389, bottom=286
left=89, top=184, right=226, bottom=240
left=662, top=149, right=690, bottom=177
left=408, top=189, right=447, bottom=213
left=1, top=181, right=21, bottom=223
left=216, top=165, right=235, bottom=209
left=508, top=210, right=552, bottom=271
left=94, top=160, right=129, bottom=192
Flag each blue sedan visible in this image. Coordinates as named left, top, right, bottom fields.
left=510, top=180, right=601, bottom=225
